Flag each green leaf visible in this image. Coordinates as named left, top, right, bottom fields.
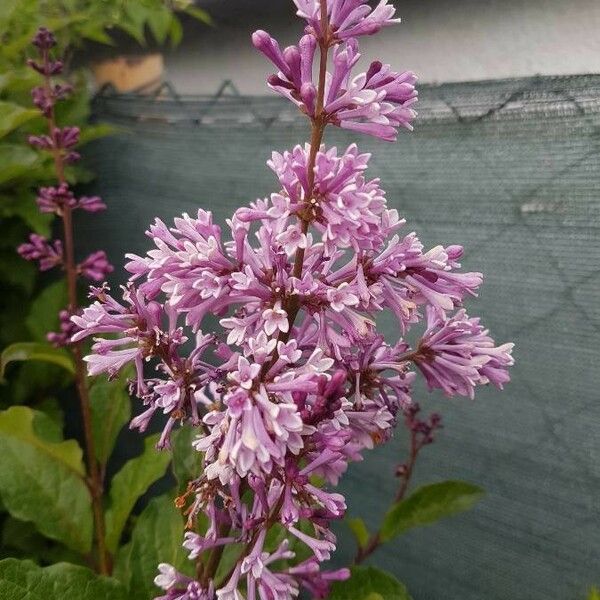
left=172, top=425, right=202, bottom=492
left=380, top=480, right=485, bottom=542
left=78, top=123, right=117, bottom=145
left=113, top=495, right=191, bottom=599
left=0, top=407, right=92, bottom=553
left=0, top=101, right=39, bottom=138
left=0, top=192, right=53, bottom=236
left=184, top=5, right=213, bottom=25
left=1, top=342, right=75, bottom=378
left=146, top=4, right=172, bottom=44
left=32, top=399, right=64, bottom=443
left=329, top=566, right=413, bottom=600
left=25, top=280, right=68, bottom=342
left=168, top=17, right=183, bottom=46
left=105, top=433, right=171, bottom=553
left=0, top=558, right=127, bottom=599
left=1, top=517, right=83, bottom=566
left=89, top=374, right=131, bottom=466
left=348, top=517, right=370, bottom=549
left=588, top=587, right=600, bottom=600
left=0, top=144, right=39, bottom=186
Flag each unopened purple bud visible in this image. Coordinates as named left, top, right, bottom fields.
left=55, top=126, right=80, bottom=149
left=64, top=151, right=81, bottom=164
left=78, top=250, right=114, bottom=282
left=31, top=86, right=53, bottom=117
left=37, top=183, right=76, bottom=214
left=28, top=134, right=53, bottom=150
left=17, top=234, right=63, bottom=271
left=32, top=27, right=56, bottom=50
left=77, top=195, right=106, bottom=213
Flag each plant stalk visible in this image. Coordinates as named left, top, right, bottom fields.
left=43, top=59, right=109, bottom=575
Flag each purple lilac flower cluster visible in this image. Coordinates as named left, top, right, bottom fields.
left=17, top=27, right=113, bottom=346
left=72, top=2, right=513, bottom=598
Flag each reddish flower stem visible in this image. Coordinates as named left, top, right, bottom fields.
left=207, top=0, right=332, bottom=584
left=42, top=53, right=109, bottom=575
left=353, top=427, right=420, bottom=565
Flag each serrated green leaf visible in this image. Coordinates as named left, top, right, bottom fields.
left=0, top=558, right=127, bottom=599
left=105, top=433, right=171, bottom=553
left=0, top=101, right=39, bottom=138
left=380, top=480, right=485, bottom=542
left=172, top=425, right=202, bottom=492
left=0, top=407, right=92, bottom=553
left=1, top=342, right=75, bottom=378
left=329, top=566, right=412, bottom=600
left=25, top=280, right=68, bottom=342
left=348, top=517, right=370, bottom=549
left=113, top=495, right=191, bottom=599
left=90, top=374, right=131, bottom=466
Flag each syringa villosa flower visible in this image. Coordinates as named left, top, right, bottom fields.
left=69, top=0, right=513, bottom=597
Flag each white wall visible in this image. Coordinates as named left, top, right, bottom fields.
left=164, top=0, right=600, bottom=94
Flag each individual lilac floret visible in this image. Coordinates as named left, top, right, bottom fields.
left=77, top=250, right=114, bottom=282
left=17, top=233, right=63, bottom=271
left=413, top=307, right=515, bottom=399
left=153, top=563, right=214, bottom=600
left=294, top=0, right=400, bottom=41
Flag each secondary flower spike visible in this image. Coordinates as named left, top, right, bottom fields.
left=71, top=0, right=514, bottom=597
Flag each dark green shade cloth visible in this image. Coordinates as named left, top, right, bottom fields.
left=78, top=75, right=600, bottom=600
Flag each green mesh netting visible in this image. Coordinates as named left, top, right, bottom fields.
left=80, top=75, right=600, bottom=600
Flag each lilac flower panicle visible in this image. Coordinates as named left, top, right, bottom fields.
left=18, top=28, right=112, bottom=369
left=253, top=31, right=417, bottom=141
left=66, top=2, right=513, bottom=597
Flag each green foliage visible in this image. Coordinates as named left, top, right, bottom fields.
left=380, top=480, right=485, bottom=542
left=348, top=517, right=370, bottom=550
left=1, top=342, right=75, bottom=378
left=329, top=566, right=413, bottom=600
left=588, top=587, right=600, bottom=600
left=89, top=373, right=131, bottom=466
left=0, top=558, right=127, bottom=599
left=0, top=101, right=38, bottom=138
left=105, top=434, right=171, bottom=553
left=114, top=495, right=192, bottom=600
left=0, top=0, right=210, bottom=582
left=0, top=406, right=92, bottom=553
left=25, top=280, right=68, bottom=342
left=1, top=518, right=84, bottom=565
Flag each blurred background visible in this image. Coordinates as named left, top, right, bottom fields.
left=1, top=1, right=600, bottom=599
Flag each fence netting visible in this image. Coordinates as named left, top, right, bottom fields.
left=82, top=75, right=600, bottom=600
